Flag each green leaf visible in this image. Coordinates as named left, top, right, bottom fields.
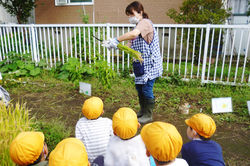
left=0, top=66, right=9, bottom=73
left=58, top=71, right=69, bottom=81
left=0, top=60, right=6, bottom=67
left=30, top=68, right=41, bottom=76
left=8, top=63, right=18, bottom=71
left=38, top=60, right=47, bottom=67
left=16, top=60, right=25, bottom=69
left=25, top=64, right=35, bottom=71
left=16, top=69, right=28, bottom=76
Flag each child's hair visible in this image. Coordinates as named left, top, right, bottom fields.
left=28, top=154, right=42, bottom=166
left=190, top=127, right=211, bottom=141
left=125, top=1, right=149, bottom=18
left=154, top=158, right=171, bottom=165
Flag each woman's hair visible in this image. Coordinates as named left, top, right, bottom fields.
left=125, top=1, right=149, bottom=19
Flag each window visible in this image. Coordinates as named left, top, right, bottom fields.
left=55, top=0, right=93, bottom=6
left=231, top=0, right=248, bottom=15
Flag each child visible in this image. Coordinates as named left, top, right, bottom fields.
left=75, top=97, right=113, bottom=163
left=49, top=138, right=90, bottom=166
left=141, top=121, right=189, bottom=166
left=104, top=107, right=150, bottom=166
left=10, top=131, right=48, bottom=166
left=181, top=113, right=225, bottom=166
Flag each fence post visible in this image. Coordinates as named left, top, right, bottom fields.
left=201, top=24, right=210, bottom=83
left=30, top=24, right=38, bottom=63
left=106, top=23, right=111, bottom=65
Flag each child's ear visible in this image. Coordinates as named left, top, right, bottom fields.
left=101, top=110, right=104, bottom=115
left=138, top=122, right=141, bottom=129
left=192, top=129, right=198, bottom=136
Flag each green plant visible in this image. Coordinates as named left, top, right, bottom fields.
left=31, top=119, right=72, bottom=151
left=0, top=0, right=36, bottom=24
left=0, top=102, right=33, bottom=166
left=165, top=72, right=185, bottom=86
left=0, top=52, right=45, bottom=78
left=117, top=44, right=143, bottom=63
left=56, top=58, right=94, bottom=86
left=80, top=12, right=89, bottom=24
left=167, top=0, right=231, bottom=24
left=93, top=59, right=117, bottom=89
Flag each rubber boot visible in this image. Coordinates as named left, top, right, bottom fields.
left=138, top=98, right=154, bottom=124
left=137, top=95, right=144, bottom=118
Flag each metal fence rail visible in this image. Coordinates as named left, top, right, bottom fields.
left=0, top=23, right=249, bottom=86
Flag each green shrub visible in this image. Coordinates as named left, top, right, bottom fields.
left=31, top=119, right=72, bottom=152
left=0, top=52, right=46, bottom=78
left=55, top=58, right=94, bottom=86
left=93, top=59, right=117, bottom=89
left=0, top=102, right=33, bottom=166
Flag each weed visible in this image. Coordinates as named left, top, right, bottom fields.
left=0, top=102, right=33, bottom=166
left=93, top=59, right=116, bottom=89
left=0, top=52, right=46, bottom=78
left=31, top=118, right=72, bottom=151
left=55, top=58, right=94, bottom=87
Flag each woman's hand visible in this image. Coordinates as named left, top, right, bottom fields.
left=102, top=38, right=119, bottom=50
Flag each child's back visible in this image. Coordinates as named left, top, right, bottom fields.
left=182, top=139, right=224, bottom=166
left=75, top=97, right=113, bottom=163
left=105, top=135, right=149, bottom=166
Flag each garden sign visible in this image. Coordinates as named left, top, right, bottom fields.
left=79, top=82, right=91, bottom=96
left=212, top=97, right=233, bottom=113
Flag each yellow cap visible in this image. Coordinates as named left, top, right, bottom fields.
left=10, top=132, right=44, bottom=165
left=82, top=97, right=103, bottom=119
left=185, top=113, right=216, bottom=138
left=49, top=138, right=89, bottom=166
left=141, top=122, right=183, bottom=162
left=112, top=107, right=138, bottom=139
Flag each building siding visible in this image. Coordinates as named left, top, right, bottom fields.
left=35, top=0, right=183, bottom=24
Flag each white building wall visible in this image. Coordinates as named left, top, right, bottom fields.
left=0, top=6, right=17, bottom=24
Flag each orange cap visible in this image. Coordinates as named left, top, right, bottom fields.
left=141, top=122, right=183, bottom=162
left=49, top=138, right=89, bottom=166
left=185, top=113, right=216, bottom=138
left=10, top=132, right=44, bottom=165
left=82, top=97, right=103, bottom=119
left=112, top=107, right=138, bottom=139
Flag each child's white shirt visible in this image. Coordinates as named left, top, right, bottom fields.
left=104, top=135, right=150, bottom=166
left=167, top=158, right=189, bottom=166
left=75, top=117, right=113, bottom=163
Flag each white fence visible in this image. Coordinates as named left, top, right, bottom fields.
left=0, top=23, right=249, bottom=86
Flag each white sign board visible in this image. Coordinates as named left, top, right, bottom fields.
left=247, top=101, right=250, bottom=115
left=212, top=97, right=233, bottom=113
left=79, top=82, right=91, bottom=96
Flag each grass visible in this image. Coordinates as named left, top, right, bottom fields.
left=0, top=102, right=32, bottom=166
left=31, top=118, right=73, bottom=152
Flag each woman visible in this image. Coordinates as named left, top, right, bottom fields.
left=103, top=1, right=163, bottom=124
